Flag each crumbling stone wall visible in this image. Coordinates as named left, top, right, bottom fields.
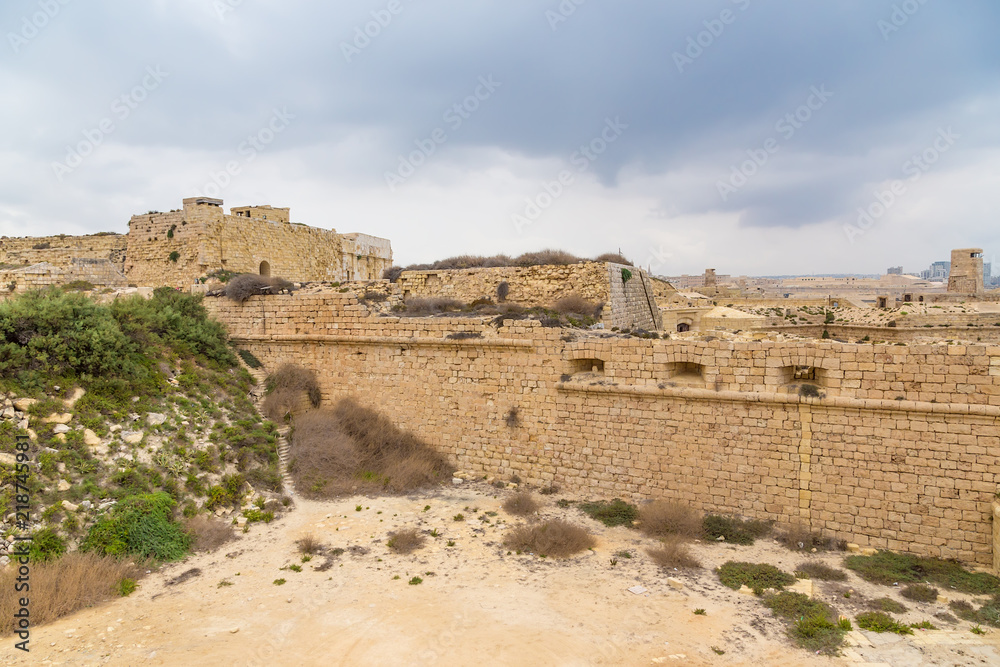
left=206, top=292, right=1000, bottom=567
left=0, top=233, right=126, bottom=272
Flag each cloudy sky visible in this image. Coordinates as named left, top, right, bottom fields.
left=2, top=0, right=999, bottom=276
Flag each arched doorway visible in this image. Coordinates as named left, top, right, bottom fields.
left=677, top=322, right=691, bottom=332
left=259, top=261, right=271, bottom=277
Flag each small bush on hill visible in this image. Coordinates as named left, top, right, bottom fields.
left=856, top=611, right=913, bottom=634
left=502, top=491, right=539, bottom=516
left=593, top=253, right=633, bottom=266
left=777, top=524, right=844, bottom=551
left=387, top=528, right=425, bottom=554
left=717, top=561, right=795, bottom=595
left=901, top=583, right=939, bottom=603
left=184, top=514, right=236, bottom=552
left=703, top=514, right=772, bottom=545
left=638, top=500, right=702, bottom=539
left=578, top=499, right=638, bottom=527
left=81, top=492, right=191, bottom=561
left=0, top=552, right=139, bottom=635
left=647, top=535, right=700, bottom=569
left=870, top=597, right=907, bottom=614
left=224, top=274, right=293, bottom=303
left=553, top=294, right=600, bottom=318
left=794, top=562, right=848, bottom=582
left=28, top=527, right=67, bottom=563
left=396, top=298, right=465, bottom=316
left=503, top=519, right=595, bottom=558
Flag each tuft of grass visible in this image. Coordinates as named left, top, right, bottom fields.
left=789, top=614, right=847, bottom=655
left=844, top=551, right=1000, bottom=595
left=273, top=578, right=286, bottom=586
left=703, top=514, right=771, bottom=545
left=296, top=534, right=322, bottom=555
left=502, top=491, right=540, bottom=516
left=81, top=492, right=191, bottom=562
left=453, top=514, right=465, bottom=522
left=647, top=536, right=700, bottom=570
left=408, top=576, right=423, bottom=585
left=0, top=553, right=140, bottom=634
left=502, top=519, right=595, bottom=558
left=578, top=499, right=638, bottom=527
left=870, top=597, right=907, bottom=614
left=717, top=561, right=795, bottom=595
left=856, top=611, right=913, bottom=634
left=637, top=500, right=702, bottom=539
left=116, top=578, right=137, bottom=597
left=795, top=562, right=848, bottom=582
left=693, top=608, right=706, bottom=615
left=184, top=514, right=236, bottom=552
left=901, top=583, right=939, bottom=603
left=386, top=528, right=425, bottom=555
left=910, top=620, right=937, bottom=630
left=777, top=524, right=844, bottom=552
left=763, top=592, right=834, bottom=622
left=949, top=595, right=1000, bottom=627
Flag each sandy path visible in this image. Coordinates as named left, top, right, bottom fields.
left=2, top=483, right=996, bottom=666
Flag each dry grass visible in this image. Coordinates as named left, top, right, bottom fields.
left=396, top=298, right=465, bottom=316
left=502, top=491, right=540, bottom=516
left=296, top=534, right=323, bottom=555
left=552, top=294, right=600, bottom=317
left=776, top=524, right=845, bottom=551
left=289, top=397, right=453, bottom=498
left=593, top=253, right=633, bottom=266
left=647, top=535, right=701, bottom=570
left=503, top=519, right=595, bottom=558
left=387, top=528, right=425, bottom=554
left=262, top=364, right=321, bottom=421
left=637, top=500, right=702, bottom=539
left=184, top=515, right=236, bottom=552
left=0, top=552, right=140, bottom=634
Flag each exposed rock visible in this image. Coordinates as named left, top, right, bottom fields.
left=109, top=424, right=122, bottom=432
left=123, top=431, right=144, bottom=444
left=789, top=578, right=813, bottom=597
left=666, top=577, right=684, bottom=591
left=1, top=407, right=15, bottom=420
left=12, top=398, right=37, bottom=412
left=53, top=424, right=71, bottom=434
left=26, top=429, right=37, bottom=441
left=83, top=429, right=102, bottom=446
left=43, top=413, right=73, bottom=424
left=0, top=453, right=16, bottom=466
left=57, top=480, right=71, bottom=492
left=64, top=387, right=86, bottom=408
left=80, top=500, right=93, bottom=510
left=146, top=413, right=168, bottom=426
left=62, top=500, right=79, bottom=512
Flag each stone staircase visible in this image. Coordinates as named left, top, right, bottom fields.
left=243, top=363, right=295, bottom=497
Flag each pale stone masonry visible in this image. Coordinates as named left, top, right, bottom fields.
left=206, top=291, right=1000, bottom=568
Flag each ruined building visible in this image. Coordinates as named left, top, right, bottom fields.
left=947, top=247, right=985, bottom=295
left=0, top=197, right=392, bottom=292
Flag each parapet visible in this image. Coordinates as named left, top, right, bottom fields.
left=230, top=205, right=291, bottom=223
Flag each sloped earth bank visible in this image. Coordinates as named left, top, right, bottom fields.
left=3, top=483, right=999, bottom=666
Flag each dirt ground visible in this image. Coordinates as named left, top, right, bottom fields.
left=3, top=482, right=1000, bottom=666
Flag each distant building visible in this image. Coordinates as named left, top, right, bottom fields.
left=947, top=248, right=984, bottom=295
left=886, top=266, right=903, bottom=275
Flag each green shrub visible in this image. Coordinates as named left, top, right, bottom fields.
left=855, top=611, right=913, bottom=634
left=703, top=514, right=771, bottom=545
left=845, top=551, right=1000, bottom=595
left=717, top=561, right=795, bottom=595
left=116, top=578, right=137, bottom=596
left=789, top=614, right=846, bottom=655
left=794, top=562, right=848, bottom=581
left=81, top=492, right=191, bottom=561
left=578, top=499, right=638, bottom=527
left=871, top=597, right=907, bottom=614
left=901, top=583, right=939, bottom=603
left=28, top=527, right=67, bottom=563
left=763, top=592, right=834, bottom=621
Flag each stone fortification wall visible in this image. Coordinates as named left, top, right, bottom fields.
left=206, top=292, right=1000, bottom=567
left=0, top=233, right=125, bottom=271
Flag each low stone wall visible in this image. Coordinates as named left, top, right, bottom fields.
left=762, top=323, right=1000, bottom=345
left=206, top=292, right=1000, bottom=567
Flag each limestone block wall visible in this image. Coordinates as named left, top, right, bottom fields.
left=0, top=233, right=126, bottom=271
left=762, top=324, right=1000, bottom=345
left=607, top=264, right=662, bottom=331
left=125, top=210, right=195, bottom=289
left=206, top=292, right=1000, bottom=567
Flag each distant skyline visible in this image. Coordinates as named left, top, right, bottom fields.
left=2, top=1, right=998, bottom=276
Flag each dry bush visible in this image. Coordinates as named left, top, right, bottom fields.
left=502, top=519, right=595, bottom=558
left=777, top=524, right=844, bottom=551
left=514, top=249, right=582, bottom=266
left=0, top=552, right=140, bottom=634
left=647, top=535, right=701, bottom=569
left=262, top=364, right=321, bottom=421
left=503, top=491, right=539, bottom=516
left=397, top=298, right=465, bottom=316
left=224, top=274, right=293, bottom=303
left=593, top=253, right=633, bottom=266
left=638, top=500, right=702, bottom=539
left=296, top=534, right=322, bottom=554
left=382, top=266, right=404, bottom=282
left=289, top=398, right=453, bottom=498
left=387, top=528, right=425, bottom=554
left=553, top=294, right=599, bottom=317
left=184, top=515, right=236, bottom=552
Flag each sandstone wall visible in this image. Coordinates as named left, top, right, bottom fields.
left=206, top=293, right=1000, bottom=567
left=763, top=324, right=1000, bottom=345
left=0, top=233, right=126, bottom=271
